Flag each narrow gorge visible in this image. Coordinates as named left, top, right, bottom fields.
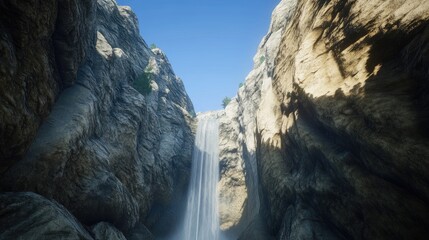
left=1, top=0, right=429, bottom=240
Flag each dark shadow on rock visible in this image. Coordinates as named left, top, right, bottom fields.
left=255, top=17, right=429, bottom=240
left=237, top=214, right=275, bottom=240
left=91, top=222, right=127, bottom=240
left=125, top=222, right=155, bottom=240
left=145, top=155, right=191, bottom=238
left=219, top=141, right=263, bottom=240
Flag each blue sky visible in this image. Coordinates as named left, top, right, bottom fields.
left=116, top=0, right=279, bottom=112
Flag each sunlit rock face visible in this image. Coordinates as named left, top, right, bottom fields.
left=219, top=0, right=429, bottom=239
left=217, top=103, right=247, bottom=233
left=215, top=0, right=298, bottom=237
left=0, top=0, right=194, bottom=238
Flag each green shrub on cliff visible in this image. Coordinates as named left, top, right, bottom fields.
left=259, top=55, right=266, bottom=64
left=134, top=72, right=152, bottom=96
left=222, top=97, right=231, bottom=109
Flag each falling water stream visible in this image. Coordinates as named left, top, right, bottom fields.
left=181, top=115, right=220, bottom=240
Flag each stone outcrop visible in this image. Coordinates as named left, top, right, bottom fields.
left=0, top=0, right=194, bottom=238
left=218, top=0, right=429, bottom=239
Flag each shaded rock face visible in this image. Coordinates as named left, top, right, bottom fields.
left=91, top=222, right=127, bottom=240
left=0, top=192, right=128, bottom=240
left=0, top=0, right=95, bottom=173
left=0, top=192, right=93, bottom=240
left=0, top=0, right=194, bottom=238
left=124, top=223, right=155, bottom=240
left=219, top=0, right=429, bottom=239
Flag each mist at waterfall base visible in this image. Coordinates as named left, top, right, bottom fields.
left=166, top=116, right=230, bottom=240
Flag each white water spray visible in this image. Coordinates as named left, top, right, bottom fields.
left=181, top=116, right=220, bottom=240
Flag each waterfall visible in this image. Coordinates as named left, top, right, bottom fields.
left=182, top=116, right=220, bottom=240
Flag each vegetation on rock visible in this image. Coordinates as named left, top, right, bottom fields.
left=134, top=71, right=153, bottom=96
left=222, top=97, right=231, bottom=109
left=259, top=55, right=265, bottom=65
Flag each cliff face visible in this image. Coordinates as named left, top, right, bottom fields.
left=264, top=0, right=429, bottom=239
left=0, top=0, right=194, bottom=238
left=218, top=0, right=429, bottom=239
left=216, top=0, right=298, bottom=238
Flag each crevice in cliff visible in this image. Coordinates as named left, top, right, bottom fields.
left=53, top=0, right=95, bottom=89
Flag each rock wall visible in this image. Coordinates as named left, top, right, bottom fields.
left=0, top=0, right=194, bottom=238
left=219, top=0, right=429, bottom=239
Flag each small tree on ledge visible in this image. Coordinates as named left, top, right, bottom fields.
left=222, top=97, right=231, bottom=109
